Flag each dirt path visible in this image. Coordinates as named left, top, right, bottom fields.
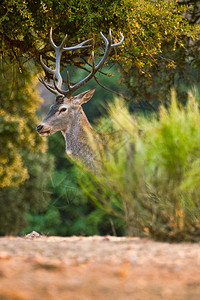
left=0, top=235, right=200, bottom=300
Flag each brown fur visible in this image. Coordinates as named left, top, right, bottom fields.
left=36, top=89, right=109, bottom=171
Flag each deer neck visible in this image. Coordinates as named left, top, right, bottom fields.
left=61, top=108, right=99, bottom=169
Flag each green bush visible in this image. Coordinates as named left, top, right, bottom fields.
left=25, top=130, right=125, bottom=237
left=81, top=89, right=200, bottom=242
left=0, top=62, right=53, bottom=235
left=0, top=152, right=53, bottom=235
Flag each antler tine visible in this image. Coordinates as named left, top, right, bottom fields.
left=62, top=38, right=93, bottom=51
left=66, top=71, right=71, bottom=91
left=40, top=55, right=55, bottom=75
left=57, top=29, right=124, bottom=96
left=38, top=75, right=58, bottom=95
left=39, top=28, right=93, bottom=96
left=38, top=75, right=57, bottom=94
left=53, top=74, right=71, bottom=97
left=49, top=27, right=93, bottom=52
left=58, top=34, right=68, bottom=50
left=111, top=32, right=124, bottom=47
left=39, top=29, right=124, bottom=98
left=49, top=27, right=57, bottom=49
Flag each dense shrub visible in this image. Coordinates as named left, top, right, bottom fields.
left=80, top=90, right=200, bottom=242
left=24, top=131, right=125, bottom=237
left=0, top=62, right=53, bottom=234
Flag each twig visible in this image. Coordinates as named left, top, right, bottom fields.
left=94, top=75, right=130, bottom=102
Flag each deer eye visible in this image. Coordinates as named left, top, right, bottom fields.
left=59, top=107, right=67, bottom=113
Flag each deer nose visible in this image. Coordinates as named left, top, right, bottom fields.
left=36, top=124, right=43, bottom=132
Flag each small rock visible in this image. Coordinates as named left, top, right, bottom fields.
left=25, top=231, right=42, bottom=239
left=129, top=255, right=138, bottom=264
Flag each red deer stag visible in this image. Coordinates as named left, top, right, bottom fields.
left=36, top=28, right=124, bottom=170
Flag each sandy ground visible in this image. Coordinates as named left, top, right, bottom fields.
left=0, top=234, right=200, bottom=300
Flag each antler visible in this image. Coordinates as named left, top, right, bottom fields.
left=39, top=28, right=124, bottom=97
left=39, top=27, right=92, bottom=95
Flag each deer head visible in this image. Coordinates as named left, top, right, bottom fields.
left=36, top=28, right=124, bottom=137
left=36, top=88, right=96, bottom=136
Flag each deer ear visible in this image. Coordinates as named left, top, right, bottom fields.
left=73, top=88, right=96, bottom=106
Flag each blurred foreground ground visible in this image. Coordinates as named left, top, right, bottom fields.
left=0, top=235, right=200, bottom=300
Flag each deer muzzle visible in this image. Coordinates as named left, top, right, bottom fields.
left=36, top=124, right=51, bottom=136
